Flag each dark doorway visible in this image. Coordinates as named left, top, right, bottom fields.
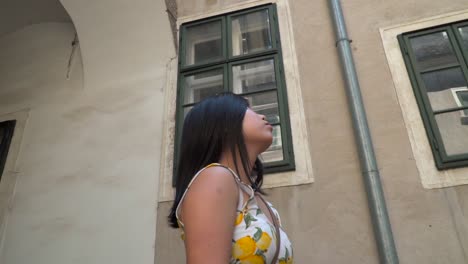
left=0, top=120, right=15, bottom=181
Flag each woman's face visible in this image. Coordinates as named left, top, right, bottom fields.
left=242, top=108, right=273, bottom=153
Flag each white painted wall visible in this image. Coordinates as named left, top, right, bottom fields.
left=0, top=0, right=174, bottom=263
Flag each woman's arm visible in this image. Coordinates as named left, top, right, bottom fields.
left=180, top=166, right=239, bottom=264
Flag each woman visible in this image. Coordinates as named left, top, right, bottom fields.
left=168, top=92, right=293, bottom=264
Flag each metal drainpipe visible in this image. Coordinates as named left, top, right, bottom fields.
left=328, top=0, right=399, bottom=263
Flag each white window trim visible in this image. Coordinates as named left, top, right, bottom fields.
left=380, top=9, right=468, bottom=189
left=0, top=109, right=28, bottom=242
left=451, top=87, right=468, bottom=115
left=158, top=0, right=314, bottom=202
left=452, top=87, right=468, bottom=125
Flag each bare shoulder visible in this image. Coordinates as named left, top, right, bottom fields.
left=181, top=165, right=240, bottom=262
left=188, top=166, right=238, bottom=198
left=180, top=165, right=239, bottom=219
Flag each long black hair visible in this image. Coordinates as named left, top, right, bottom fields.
left=168, top=92, right=264, bottom=228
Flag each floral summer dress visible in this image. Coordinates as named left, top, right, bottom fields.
left=176, top=163, right=294, bottom=264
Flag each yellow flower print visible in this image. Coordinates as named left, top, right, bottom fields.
left=235, top=211, right=244, bottom=226
left=256, top=232, right=272, bottom=251
left=241, top=254, right=265, bottom=264
left=232, top=236, right=256, bottom=260
left=279, top=257, right=293, bottom=264
left=251, top=227, right=271, bottom=252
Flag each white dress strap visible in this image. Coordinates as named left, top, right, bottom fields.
left=175, top=163, right=253, bottom=227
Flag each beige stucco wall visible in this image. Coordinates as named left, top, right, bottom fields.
left=0, top=0, right=174, bottom=263
left=156, top=0, right=468, bottom=263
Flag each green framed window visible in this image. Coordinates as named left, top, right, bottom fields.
left=399, top=20, right=468, bottom=170
left=0, top=120, right=15, bottom=181
left=174, top=4, right=295, bottom=183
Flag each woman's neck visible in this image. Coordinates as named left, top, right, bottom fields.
left=219, top=149, right=257, bottom=184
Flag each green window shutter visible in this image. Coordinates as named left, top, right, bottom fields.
left=173, top=4, right=295, bottom=185
left=398, top=21, right=468, bottom=170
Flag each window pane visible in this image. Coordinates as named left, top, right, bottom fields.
left=458, top=26, right=468, bottom=50
left=231, top=10, right=273, bottom=56
left=435, top=111, right=468, bottom=156
left=244, top=91, right=280, bottom=124
left=260, top=125, right=283, bottom=163
left=183, top=69, right=224, bottom=104
left=456, top=90, right=468, bottom=115
left=232, top=59, right=276, bottom=94
left=185, top=21, right=223, bottom=66
left=409, top=31, right=457, bottom=71
left=421, top=67, right=467, bottom=111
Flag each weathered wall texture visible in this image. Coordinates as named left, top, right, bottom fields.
left=0, top=0, right=174, bottom=263
left=156, top=0, right=468, bottom=263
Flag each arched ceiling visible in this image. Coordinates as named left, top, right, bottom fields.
left=0, top=0, right=72, bottom=37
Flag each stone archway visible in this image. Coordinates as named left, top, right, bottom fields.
left=0, top=1, right=175, bottom=264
